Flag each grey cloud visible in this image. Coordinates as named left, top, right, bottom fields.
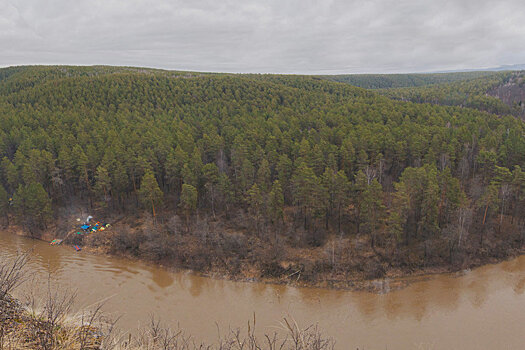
left=1, top=0, right=525, bottom=73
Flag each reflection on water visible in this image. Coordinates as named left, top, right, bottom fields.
left=1, top=230, right=524, bottom=350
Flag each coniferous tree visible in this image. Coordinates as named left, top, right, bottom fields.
left=94, top=166, right=111, bottom=207
left=138, top=171, right=163, bottom=218
left=180, top=184, right=197, bottom=231
left=247, top=183, right=263, bottom=233
left=0, top=184, right=8, bottom=226
left=360, top=179, right=386, bottom=247
left=202, top=163, right=219, bottom=217
left=12, top=182, right=52, bottom=233
left=268, top=180, right=284, bottom=229
left=292, top=162, right=319, bottom=230
left=1, top=157, right=18, bottom=192
left=256, top=158, right=271, bottom=192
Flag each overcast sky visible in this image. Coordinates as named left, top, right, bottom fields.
left=1, top=0, right=524, bottom=74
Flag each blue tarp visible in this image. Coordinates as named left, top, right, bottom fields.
left=81, top=225, right=90, bottom=230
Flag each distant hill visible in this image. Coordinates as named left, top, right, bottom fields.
left=319, top=71, right=497, bottom=89
left=378, top=71, right=525, bottom=118
left=319, top=69, right=525, bottom=118
left=490, top=64, right=525, bottom=71
left=435, top=63, right=525, bottom=73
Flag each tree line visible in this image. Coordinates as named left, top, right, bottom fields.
left=320, top=71, right=497, bottom=89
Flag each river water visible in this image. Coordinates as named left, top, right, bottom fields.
left=1, top=230, right=524, bottom=349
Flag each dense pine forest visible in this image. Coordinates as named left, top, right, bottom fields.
left=378, top=71, right=525, bottom=117
left=1, top=66, right=524, bottom=284
left=320, top=71, right=498, bottom=89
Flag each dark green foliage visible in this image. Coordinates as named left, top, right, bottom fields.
left=389, top=165, right=442, bottom=243
left=0, top=184, right=7, bottom=225
left=138, top=171, right=163, bottom=217
left=180, top=184, right=197, bottom=214
left=12, top=182, right=52, bottom=232
left=268, top=180, right=284, bottom=226
left=379, top=71, right=525, bottom=117
left=322, top=71, right=497, bottom=89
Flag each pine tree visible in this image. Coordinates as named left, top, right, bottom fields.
left=256, top=158, right=271, bottom=192
left=165, top=146, right=188, bottom=193
left=268, top=180, right=284, bottom=228
left=202, top=163, right=219, bottom=217
left=1, top=157, right=18, bottom=192
left=189, top=148, right=203, bottom=189
left=491, top=166, right=512, bottom=225
left=12, top=182, right=52, bottom=233
left=247, top=183, right=263, bottom=233
left=360, top=179, right=385, bottom=247
left=389, top=165, right=440, bottom=244
left=0, top=184, right=8, bottom=226
left=340, top=138, right=355, bottom=177
left=276, top=154, right=293, bottom=202
left=179, top=183, right=197, bottom=231
left=292, top=162, right=319, bottom=230
left=217, top=173, right=234, bottom=214
left=112, top=160, right=129, bottom=199
left=138, top=171, right=163, bottom=218
left=72, top=145, right=90, bottom=192
left=94, top=166, right=111, bottom=206
left=511, top=166, right=525, bottom=224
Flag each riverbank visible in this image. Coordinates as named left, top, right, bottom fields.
left=3, top=228, right=525, bottom=349
left=83, top=245, right=524, bottom=294
left=5, top=212, right=524, bottom=294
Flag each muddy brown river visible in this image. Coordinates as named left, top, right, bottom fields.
left=1, top=230, right=524, bottom=349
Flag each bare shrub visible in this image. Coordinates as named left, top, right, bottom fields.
left=363, top=259, right=385, bottom=280
left=0, top=252, right=30, bottom=349
left=139, top=230, right=170, bottom=261
left=119, top=315, right=335, bottom=350
left=110, top=229, right=142, bottom=256
left=0, top=251, right=30, bottom=300
left=219, top=233, right=248, bottom=259
left=166, top=215, right=183, bottom=236
left=23, top=275, right=77, bottom=350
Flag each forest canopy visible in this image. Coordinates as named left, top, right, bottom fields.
left=320, top=71, right=498, bottom=89
left=0, top=66, right=524, bottom=269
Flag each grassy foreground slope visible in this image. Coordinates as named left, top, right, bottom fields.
left=0, top=66, right=524, bottom=285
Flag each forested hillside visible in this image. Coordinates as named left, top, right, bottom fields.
left=0, top=66, right=524, bottom=283
left=378, top=71, right=525, bottom=117
left=320, top=71, right=497, bottom=89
